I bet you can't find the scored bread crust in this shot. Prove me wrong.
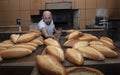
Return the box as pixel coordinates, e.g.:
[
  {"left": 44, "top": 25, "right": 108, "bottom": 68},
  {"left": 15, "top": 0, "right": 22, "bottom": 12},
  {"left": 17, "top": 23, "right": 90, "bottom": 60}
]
[
  {"left": 77, "top": 46, "right": 105, "bottom": 60},
  {"left": 63, "top": 39, "right": 79, "bottom": 47},
  {"left": 10, "top": 34, "right": 20, "bottom": 43},
  {"left": 0, "top": 48, "right": 32, "bottom": 59},
  {"left": 36, "top": 55, "right": 66, "bottom": 75},
  {"left": 72, "top": 41, "right": 89, "bottom": 49},
  {"left": 100, "top": 38, "right": 115, "bottom": 49},
  {"left": 66, "top": 67, "right": 104, "bottom": 75},
  {"left": 44, "top": 38, "right": 61, "bottom": 47},
  {"left": 45, "top": 46, "right": 64, "bottom": 62},
  {"left": 65, "top": 48, "right": 84, "bottom": 65},
  {"left": 12, "top": 44, "right": 36, "bottom": 51},
  {"left": 90, "top": 45, "right": 118, "bottom": 57},
  {"left": 67, "top": 31, "right": 83, "bottom": 40}
]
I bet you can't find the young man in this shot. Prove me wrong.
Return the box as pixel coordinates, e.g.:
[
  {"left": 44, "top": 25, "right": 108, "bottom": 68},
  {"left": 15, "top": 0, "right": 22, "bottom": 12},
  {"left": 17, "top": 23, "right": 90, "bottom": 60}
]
[{"left": 38, "top": 11, "right": 61, "bottom": 41}]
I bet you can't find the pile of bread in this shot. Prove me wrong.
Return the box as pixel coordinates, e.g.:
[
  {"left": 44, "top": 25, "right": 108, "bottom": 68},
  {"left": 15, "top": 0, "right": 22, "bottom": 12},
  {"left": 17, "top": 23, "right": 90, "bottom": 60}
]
[
  {"left": 0, "top": 30, "right": 44, "bottom": 62},
  {"left": 35, "top": 37, "right": 104, "bottom": 75},
  {"left": 64, "top": 30, "right": 118, "bottom": 61}
]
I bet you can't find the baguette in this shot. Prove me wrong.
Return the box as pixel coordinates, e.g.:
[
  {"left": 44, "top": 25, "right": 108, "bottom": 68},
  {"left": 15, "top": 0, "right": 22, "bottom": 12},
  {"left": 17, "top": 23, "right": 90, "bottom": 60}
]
[
  {"left": 63, "top": 39, "right": 79, "bottom": 47},
  {"left": 36, "top": 55, "right": 66, "bottom": 75},
  {"left": 67, "top": 31, "right": 83, "bottom": 40},
  {"left": 89, "top": 41, "right": 104, "bottom": 45},
  {"left": 100, "top": 38, "right": 115, "bottom": 49},
  {"left": 12, "top": 44, "right": 36, "bottom": 51},
  {"left": 0, "top": 47, "right": 7, "bottom": 51},
  {"left": 73, "top": 41, "right": 89, "bottom": 49},
  {"left": 90, "top": 45, "right": 118, "bottom": 57},
  {"left": 45, "top": 46, "right": 64, "bottom": 62},
  {"left": 2, "top": 40, "right": 13, "bottom": 44},
  {"left": 77, "top": 47, "right": 105, "bottom": 60},
  {"left": 79, "top": 35, "right": 99, "bottom": 41},
  {"left": 10, "top": 34, "right": 20, "bottom": 43},
  {"left": 25, "top": 42, "right": 38, "bottom": 47},
  {"left": 100, "top": 36, "right": 113, "bottom": 43},
  {"left": 66, "top": 67, "right": 104, "bottom": 75},
  {"left": 44, "top": 38, "right": 61, "bottom": 47},
  {"left": 31, "top": 38, "right": 44, "bottom": 46},
  {"left": 16, "top": 33, "right": 36, "bottom": 43},
  {"left": 65, "top": 48, "right": 84, "bottom": 65},
  {"left": 0, "top": 43, "right": 14, "bottom": 48},
  {"left": 0, "top": 48, "right": 32, "bottom": 59}
]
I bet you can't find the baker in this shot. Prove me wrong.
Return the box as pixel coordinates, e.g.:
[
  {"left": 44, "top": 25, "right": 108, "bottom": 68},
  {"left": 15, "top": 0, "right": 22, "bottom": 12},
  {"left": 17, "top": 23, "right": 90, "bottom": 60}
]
[{"left": 38, "top": 10, "right": 61, "bottom": 41}]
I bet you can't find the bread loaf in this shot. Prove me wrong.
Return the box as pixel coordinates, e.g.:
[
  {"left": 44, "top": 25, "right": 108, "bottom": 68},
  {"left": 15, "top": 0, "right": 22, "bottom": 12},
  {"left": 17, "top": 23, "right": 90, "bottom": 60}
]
[
  {"left": 89, "top": 41, "right": 104, "bottom": 45},
  {"left": 0, "top": 47, "right": 7, "bottom": 51},
  {"left": 65, "top": 48, "right": 84, "bottom": 65},
  {"left": 66, "top": 67, "right": 104, "bottom": 75},
  {"left": 16, "top": 33, "right": 36, "bottom": 43},
  {"left": 73, "top": 41, "right": 89, "bottom": 49},
  {"left": 77, "top": 47, "right": 105, "bottom": 60},
  {"left": 67, "top": 31, "right": 83, "bottom": 40},
  {"left": 36, "top": 55, "right": 66, "bottom": 75},
  {"left": 63, "top": 39, "right": 79, "bottom": 47},
  {"left": 2, "top": 40, "right": 13, "bottom": 44},
  {"left": 79, "top": 35, "right": 99, "bottom": 41},
  {"left": 45, "top": 46, "right": 64, "bottom": 62},
  {"left": 90, "top": 45, "right": 118, "bottom": 57},
  {"left": 100, "top": 36, "right": 113, "bottom": 43},
  {"left": 31, "top": 38, "right": 44, "bottom": 45},
  {"left": 0, "top": 48, "right": 32, "bottom": 59},
  {"left": 44, "top": 38, "right": 61, "bottom": 47},
  {"left": 10, "top": 34, "right": 20, "bottom": 43},
  {"left": 12, "top": 44, "right": 36, "bottom": 51},
  {"left": 25, "top": 42, "right": 38, "bottom": 47},
  {"left": 0, "top": 43, "right": 14, "bottom": 48},
  {"left": 100, "top": 38, "right": 115, "bottom": 49}
]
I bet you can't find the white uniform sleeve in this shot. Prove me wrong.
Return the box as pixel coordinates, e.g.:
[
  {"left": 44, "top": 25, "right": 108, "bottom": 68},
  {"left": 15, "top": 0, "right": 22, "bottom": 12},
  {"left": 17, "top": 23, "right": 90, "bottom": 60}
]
[{"left": 38, "top": 20, "right": 45, "bottom": 30}]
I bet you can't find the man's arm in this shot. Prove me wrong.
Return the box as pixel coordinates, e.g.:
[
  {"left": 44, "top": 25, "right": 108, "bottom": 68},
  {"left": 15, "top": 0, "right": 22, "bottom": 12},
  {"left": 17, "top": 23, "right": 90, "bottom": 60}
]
[{"left": 41, "top": 27, "right": 55, "bottom": 39}]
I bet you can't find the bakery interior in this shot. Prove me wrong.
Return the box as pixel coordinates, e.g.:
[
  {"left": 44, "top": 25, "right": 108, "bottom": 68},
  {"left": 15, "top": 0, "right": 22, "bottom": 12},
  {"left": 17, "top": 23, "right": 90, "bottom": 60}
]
[{"left": 0, "top": 0, "right": 120, "bottom": 75}]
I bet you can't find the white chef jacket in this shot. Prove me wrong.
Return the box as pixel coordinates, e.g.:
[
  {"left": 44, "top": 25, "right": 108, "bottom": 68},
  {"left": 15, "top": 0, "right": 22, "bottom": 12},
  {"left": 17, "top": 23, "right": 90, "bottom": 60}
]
[{"left": 38, "top": 19, "right": 55, "bottom": 35}]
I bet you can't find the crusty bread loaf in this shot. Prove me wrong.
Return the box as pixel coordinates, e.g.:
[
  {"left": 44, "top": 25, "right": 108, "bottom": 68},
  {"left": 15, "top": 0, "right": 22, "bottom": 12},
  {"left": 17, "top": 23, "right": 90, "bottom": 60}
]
[
  {"left": 67, "top": 31, "right": 83, "bottom": 40},
  {"left": 100, "top": 38, "right": 115, "bottom": 49},
  {"left": 16, "top": 33, "right": 36, "bottom": 43},
  {"left": 12, "top": 44, "right": 36, "bottom": 51},
  {"left": 2, "top": 40, "right": 13, "bottom": 44},
  {"left": 89, "top": 41, "right": 104, "bottom": 45},
  {"left": 65, "top": 48, "right": 84, "bottom": 65},
  {"left": 66, "top": 67, "right": 104, "bottom": 75},
  {"left": 77, "top": 47, "right": 105, "bottom": 60},
  {"left": 79, "top": 34, "right": 99, "bottom": 41},
  {"left": 0, "top": 48, "right": 32, "bottom": 59},
  {"left": 90, "top": 45, "right": 118, "bottom": 57},
  {"left": 63, "top": 39, "right": 79, "bottom": 47},
  {"left": 0, "top": 47, "right": 7, "bottom": 51},
  {"left": 27, "top": 30, "right": 42, "bottom": 35},
  {"left": 31, "top": 38, "right": 44, "bottom": 46},
  {"left": 73, "top": 41, "right": 89, "bottom": 49},
  {"left": 44, "top": 38, "right": 61, "bottom": 47},
  {"left": 0, "top": 43, "right": 14, "bottom": 48},
  {"left": 10, "top": 34, "right": 20, "bottom": 43},
  {"left": 100, "top": 36, "right": 113, "bottom": 43},
  {"left": 25, "top": 42, "right": 38, "bottom": 47},
  {"left": 45, "top": 46, "right": 64, "bottom": 62},
  {"left": 36, "top": 55, "right": 66, "bottom": 75}
]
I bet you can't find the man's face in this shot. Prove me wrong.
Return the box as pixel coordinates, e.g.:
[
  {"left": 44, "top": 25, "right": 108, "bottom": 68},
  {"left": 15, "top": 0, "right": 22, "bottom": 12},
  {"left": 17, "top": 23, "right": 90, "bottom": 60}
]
[{"left": 43, "top": 15, "right": 52, "bottom": 25}]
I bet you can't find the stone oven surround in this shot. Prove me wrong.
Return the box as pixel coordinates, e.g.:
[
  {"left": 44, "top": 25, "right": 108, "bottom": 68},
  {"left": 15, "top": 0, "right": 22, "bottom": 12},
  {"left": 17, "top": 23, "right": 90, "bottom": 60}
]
[{"left": 44, "top": 2, "right": 80, "bottom": 30}]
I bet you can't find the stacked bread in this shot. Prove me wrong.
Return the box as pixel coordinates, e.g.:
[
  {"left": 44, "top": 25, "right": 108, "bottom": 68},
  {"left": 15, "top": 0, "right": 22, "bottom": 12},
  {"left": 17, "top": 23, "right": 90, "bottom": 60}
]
[
  {"left": 35, "top": 34, "right": 105, "bottom": 75},
  {"left": 36, "top": 38, "right": 66, "bottom": 75},
  {"left": 0, "top": 30, "right": 44, "bottom": 62},
  {"left": 64, "top": 29, "right": 118, "bottom": 61}
]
